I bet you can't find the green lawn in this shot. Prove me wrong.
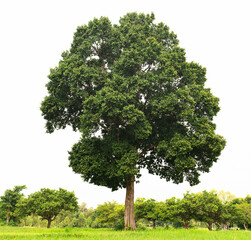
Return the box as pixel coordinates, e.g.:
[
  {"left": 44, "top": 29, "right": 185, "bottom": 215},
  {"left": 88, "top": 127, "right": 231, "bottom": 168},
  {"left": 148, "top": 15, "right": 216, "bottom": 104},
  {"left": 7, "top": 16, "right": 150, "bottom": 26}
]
[{"left": 0, "top": 227, "right": 250, "bottom": 240}]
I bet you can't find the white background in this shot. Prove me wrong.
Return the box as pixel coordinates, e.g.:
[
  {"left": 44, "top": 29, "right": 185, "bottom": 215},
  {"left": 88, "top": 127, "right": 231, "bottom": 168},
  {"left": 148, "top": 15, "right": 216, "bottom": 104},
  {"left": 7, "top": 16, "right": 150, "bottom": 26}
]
[{"left": 0, "top": 0, "right": 250, "bottom": 208}]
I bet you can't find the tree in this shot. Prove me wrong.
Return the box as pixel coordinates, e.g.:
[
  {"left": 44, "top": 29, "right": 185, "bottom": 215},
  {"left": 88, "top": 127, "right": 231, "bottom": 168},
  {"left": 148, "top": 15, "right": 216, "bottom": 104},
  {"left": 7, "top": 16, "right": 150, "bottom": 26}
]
[
  {"left": 158, "top": 197, "right": 176, "bottom": 224},
  {"left": 235, "top": 202, "right": 251, "bottom": 230},
  {"left": 245, "top": 195, "right": 251, "bottom": 204},
  {"left": 159, "top": 193, "right": 198, "bottom": 229},
  {"left": 219, "top": 202, "right": 237, "bottom": 230},
  {"left": 92, "top": 201, "right": 124, "bottom": 229},
  {"left": 25, "top": 188, "right": 78, "bottom": 228},
  {"left": 196, "top": 191, "right": 223, "bottom": 230},
  {"left": 41, "top": 12, "right": 226, "bottom": 230},
  {"left": 0, "top": 185, "right": 26, "bottom": 224},
  {"left": 175, "top": 192, "right": 199, "bottom": 229},
  {"left": 135, "top": 198, "right": 158, "bottom": 228},
  {"left": 79, "top": 202, "right": 88, "bottom": 214},
  {"left": 231, "top": 196, "right": 251, "bottom": 230}
]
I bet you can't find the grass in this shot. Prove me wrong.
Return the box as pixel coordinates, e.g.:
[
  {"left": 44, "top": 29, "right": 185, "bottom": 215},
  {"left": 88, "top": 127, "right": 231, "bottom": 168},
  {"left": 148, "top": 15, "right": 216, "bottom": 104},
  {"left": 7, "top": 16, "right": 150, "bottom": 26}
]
[{"left": 0, "top": 227, "right": 250, "bottom": 240}]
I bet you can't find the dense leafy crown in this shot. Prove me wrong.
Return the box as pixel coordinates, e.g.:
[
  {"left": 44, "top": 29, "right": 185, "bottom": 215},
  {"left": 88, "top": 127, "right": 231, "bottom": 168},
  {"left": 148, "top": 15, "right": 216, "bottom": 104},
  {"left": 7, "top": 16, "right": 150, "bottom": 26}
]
[
  {"left": 0, "top": 186, "right": 26, "bottom": 219},
  {"left": 41, "top": 13, "right": 226, "bottom": 191},
  {"left": 27, "top": 188, "right": 78, "bottom": 221}
]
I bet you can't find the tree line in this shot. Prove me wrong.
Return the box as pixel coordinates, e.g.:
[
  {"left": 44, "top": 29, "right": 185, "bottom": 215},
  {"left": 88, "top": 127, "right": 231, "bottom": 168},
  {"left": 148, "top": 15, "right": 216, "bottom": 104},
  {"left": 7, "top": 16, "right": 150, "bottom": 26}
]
[{"left": 0, "top": 186, "right": 250, "bottom": 230}]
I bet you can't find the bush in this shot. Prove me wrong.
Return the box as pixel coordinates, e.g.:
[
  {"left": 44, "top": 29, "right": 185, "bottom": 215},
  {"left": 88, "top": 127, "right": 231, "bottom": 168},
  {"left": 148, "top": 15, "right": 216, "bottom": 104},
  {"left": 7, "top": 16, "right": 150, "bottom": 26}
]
[{"left": 136, "top": 220, "right": 147, "bottom": 230}]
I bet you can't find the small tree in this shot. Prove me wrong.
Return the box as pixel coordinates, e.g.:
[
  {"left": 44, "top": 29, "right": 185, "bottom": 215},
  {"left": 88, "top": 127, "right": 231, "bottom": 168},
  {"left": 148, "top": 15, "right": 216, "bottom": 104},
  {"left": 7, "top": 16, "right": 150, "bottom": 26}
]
[
  {"left": 79, "top": 202, "right": 88, "bottom": 214},
  {"left": 26, "top": 188, "right": 78, "bottom": 228},
  {"left": 219, "top": 202, "right": 236, "bottom": 230},
  {"left": 158, "top": 197, "right": 176, "bottom": 223},
  {"left": 135, "top": 198, "right": 158, "bottom": 228},
  {"left": 82, "top": 207, "right": 95, "bottom": 227},
  {"left": 244, "top": 195, "right": 251, "bottom": 204},
  {"left": 175, "top": 192, "right": 199, "bottom": 229},
  {"left": 196, "top": 191, "right": 223, "bottom": 230},
  {"left": 93, "top": 201, "right": 124, "bottom": 229},
  {"left": 0, "top": 185, "right": 26, "bottom": 224},
  {"left": 41, "top": 12, "right": 226, "bottom": 229},
  {"left": 231, "top": 197, "right": 251, "bottom": 230},
  {"left": 160, "top": 194, "right": 198, "bottom": 229},
  {"left": 235, "top": 203, "right": 251, "bottom": 230}
]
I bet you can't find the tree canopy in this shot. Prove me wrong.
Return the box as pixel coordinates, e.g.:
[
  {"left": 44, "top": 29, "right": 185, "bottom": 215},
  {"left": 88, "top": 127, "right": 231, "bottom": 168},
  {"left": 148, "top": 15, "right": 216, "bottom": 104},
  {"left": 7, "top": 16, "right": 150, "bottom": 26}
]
[
  {"left": 196, "top": 191, "right": 223, "bottom": 230},
  {"left": 25, "top": 188, "right": 78, "bottom": 228},
  {"left": 41, "top": 12, "right": 226, "bottom": 229},
  {"left": 93, "top": 201, "right": 124, "bottom": 229},
  {"left": 135, "top": 198, "right": 159, "bottom": 228},
  {"left": 174, "top": 192, "right": 199, "bottom": 229},
  {"left": 0, "top": 185, "right": 26, "bottom": 224}
]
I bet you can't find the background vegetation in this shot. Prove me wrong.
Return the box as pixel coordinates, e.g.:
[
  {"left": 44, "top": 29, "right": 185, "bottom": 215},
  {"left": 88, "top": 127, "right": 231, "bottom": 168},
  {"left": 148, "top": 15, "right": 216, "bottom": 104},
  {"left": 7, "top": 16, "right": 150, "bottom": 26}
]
[{"left": 0, "top": 186, "right": 250, "bottom": 231}]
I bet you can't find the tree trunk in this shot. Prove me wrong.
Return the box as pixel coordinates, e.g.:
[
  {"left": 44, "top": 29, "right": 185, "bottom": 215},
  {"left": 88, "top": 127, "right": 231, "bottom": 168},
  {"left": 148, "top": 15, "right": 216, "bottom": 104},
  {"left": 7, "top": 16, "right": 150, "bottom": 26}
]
[
  {"left": 243, "top": 223, "right": 247, "bottom": 231},
  {"left": 208, "top": 222, "right": 213, "bottom": 231},
  {"left": 47, "top": 218, "right": 52, "bottom": 228},
  {"left": 6, "top": 213, "right": 11, "bottom": 223},
  {"left": 124, "top": 176, "right": 136, "bottom": 230},
  {"left": 152, "top": 219, "right": 156, "bottom": 229},
  {"left": 184, "top": 221, "right": 189, "bottom": 229}
]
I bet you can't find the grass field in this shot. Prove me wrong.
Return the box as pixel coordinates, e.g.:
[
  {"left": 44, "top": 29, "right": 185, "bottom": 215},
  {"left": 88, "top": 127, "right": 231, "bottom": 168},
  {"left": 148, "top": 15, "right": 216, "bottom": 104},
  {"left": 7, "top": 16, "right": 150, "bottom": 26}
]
[{"left": 0, "top": 227, "right": 250, "bottom": 240}]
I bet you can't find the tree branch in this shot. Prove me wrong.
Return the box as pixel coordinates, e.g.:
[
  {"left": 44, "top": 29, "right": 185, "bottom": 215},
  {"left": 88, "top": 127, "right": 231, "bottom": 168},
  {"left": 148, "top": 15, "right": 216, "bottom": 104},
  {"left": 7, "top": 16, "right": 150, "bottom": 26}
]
[
  {"left": 142, "top": 88, "right": 150, "bottom": 113},
  {"left": 98, "top": 122, "right": 110, "bottom": 132},
  {"left": 139, "top": 144, "right": 157, "bottom": 158},
  {"left": 142, "top": 65, "right": 151, "bottom": 73}
]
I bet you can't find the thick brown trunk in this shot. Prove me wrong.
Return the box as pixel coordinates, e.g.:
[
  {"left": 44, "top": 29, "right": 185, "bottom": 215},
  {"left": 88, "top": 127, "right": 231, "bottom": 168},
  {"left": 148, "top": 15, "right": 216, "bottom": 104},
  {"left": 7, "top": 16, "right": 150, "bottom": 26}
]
[
  {"left": 124, "top": 176, "right": 136, "bottom": 230},
  {"left": 47, "top": 219, "right": 52, "bottom": 228}
]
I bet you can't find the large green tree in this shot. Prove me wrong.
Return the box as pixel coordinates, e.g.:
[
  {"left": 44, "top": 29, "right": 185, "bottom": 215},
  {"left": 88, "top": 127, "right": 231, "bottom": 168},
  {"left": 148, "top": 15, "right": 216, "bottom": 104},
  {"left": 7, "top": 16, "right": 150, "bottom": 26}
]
[
  {"left": 25, "top": 188, "right": 78, "bottom": 228},
  {"left": 0, "top": 185, "right": 26, "bottom": 224},
  {"left": 41, "top": 12, "right": 226, "bottom": 229}
]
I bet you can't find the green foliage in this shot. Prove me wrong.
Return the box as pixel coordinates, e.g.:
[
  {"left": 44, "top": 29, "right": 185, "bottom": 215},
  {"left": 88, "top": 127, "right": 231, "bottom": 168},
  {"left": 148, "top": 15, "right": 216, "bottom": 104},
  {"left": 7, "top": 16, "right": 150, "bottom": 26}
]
[
  {"left": 196, "top": 191, "right": 223, "bottom": 230},
  {"left": 25, "top": 188, "right": 78, "bottom": 228},
  {"left": 220, "top": 202, "right": 236, "bottom": 227},
  {"left": 158, "top": 197, "right": 176, "bottom": 222},
  {"left": 235, "top": 203, "right": 251, "bottom": 230},
  {"left": 0, "top": 185, "right": 26, "bottom": 224},
  {"left": 135, "top": 219, "right": 148, "bottom": 230},
  {"left": 19, "top": 214, "right": 47, "bottom": 227},
  {"left": 92, "top": 201, "right": 124, "bottom": 229},
  {"left": 174, "top": 192, "right": 199, "bottom": 229},
  {"left": 19, "top": 210, "right": 87, "bottom": 228},
  {"left": 41, "top": 12, "right": 225, "bottom": 192},
  {"left": 244, "top": 195, "right": 251, "bottom": 204},
  {"left": 0, "top": 184, "right": 250, "bottom": 231},
  {"left": 159, "top": 193, "right": 199, "bottom": 229},
  {"left": 231, "top": 196, "right": 251, "bottom": 230},
  {"left": 135, "top": 198, "right": 159, "bottom": 228}
]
